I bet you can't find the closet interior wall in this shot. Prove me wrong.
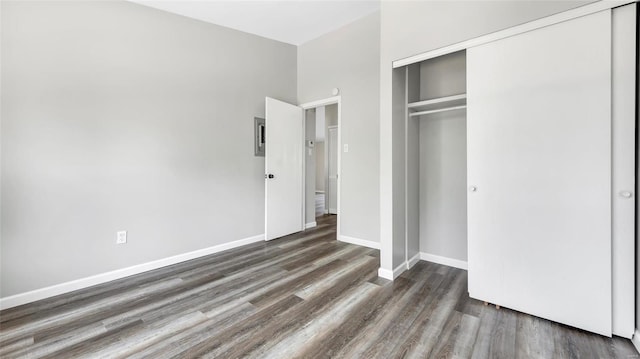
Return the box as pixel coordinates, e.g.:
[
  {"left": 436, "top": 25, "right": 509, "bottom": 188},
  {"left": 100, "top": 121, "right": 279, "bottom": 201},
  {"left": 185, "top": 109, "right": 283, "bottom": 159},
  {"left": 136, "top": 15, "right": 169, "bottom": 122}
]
[{"left": 405, "top": 51, "right": 468, "bottom": 267}]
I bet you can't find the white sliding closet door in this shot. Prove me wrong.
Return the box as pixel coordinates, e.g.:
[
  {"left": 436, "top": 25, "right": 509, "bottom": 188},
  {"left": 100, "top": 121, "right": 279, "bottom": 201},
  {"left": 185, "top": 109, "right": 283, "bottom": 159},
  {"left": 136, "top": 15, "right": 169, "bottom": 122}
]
[
  {"left": 467, "top": 11, "right": 612, "bottom": 336},
  {"left": 611, "top": 4, "right": 636, "bottom": 338}
]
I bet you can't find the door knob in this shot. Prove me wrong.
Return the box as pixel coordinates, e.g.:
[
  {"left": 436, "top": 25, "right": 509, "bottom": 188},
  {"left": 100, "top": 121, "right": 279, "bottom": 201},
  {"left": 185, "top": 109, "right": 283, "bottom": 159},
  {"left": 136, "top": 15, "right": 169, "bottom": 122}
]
[
  {"left": 265, "top": 174, "right": 275, "bottom": 179},
  {"left": 618, "top": 191, "right": 632, "bottom": 198},
  {"left": 469, "top": 186, "right": 477, "bottom": 192}
]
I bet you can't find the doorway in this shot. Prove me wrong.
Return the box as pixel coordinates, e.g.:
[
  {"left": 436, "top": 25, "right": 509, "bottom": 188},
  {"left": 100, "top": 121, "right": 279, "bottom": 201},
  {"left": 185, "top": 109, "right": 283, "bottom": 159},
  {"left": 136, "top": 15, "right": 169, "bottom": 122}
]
[
  {"left": 301, "top": 97, "right": 341, "bottom": 237},
  {"left": 310, "top": 105, "right": 338, "bottom": 219},
  {"left": 264, "top": 95, "right": 340, "bottom": 241}
]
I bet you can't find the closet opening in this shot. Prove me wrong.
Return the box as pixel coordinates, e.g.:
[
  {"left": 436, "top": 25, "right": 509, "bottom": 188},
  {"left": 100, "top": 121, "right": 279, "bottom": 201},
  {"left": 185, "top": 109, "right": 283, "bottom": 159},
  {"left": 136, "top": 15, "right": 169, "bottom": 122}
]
[{"left": 403, "top": 50, "right": 468, "bottom": 270}]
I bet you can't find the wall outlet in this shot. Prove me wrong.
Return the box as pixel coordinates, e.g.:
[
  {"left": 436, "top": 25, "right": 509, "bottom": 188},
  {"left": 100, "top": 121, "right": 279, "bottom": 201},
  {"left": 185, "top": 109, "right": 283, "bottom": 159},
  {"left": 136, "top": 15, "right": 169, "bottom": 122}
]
[{"left": 116, "top": 231, "right": 127, "bottom": 244}]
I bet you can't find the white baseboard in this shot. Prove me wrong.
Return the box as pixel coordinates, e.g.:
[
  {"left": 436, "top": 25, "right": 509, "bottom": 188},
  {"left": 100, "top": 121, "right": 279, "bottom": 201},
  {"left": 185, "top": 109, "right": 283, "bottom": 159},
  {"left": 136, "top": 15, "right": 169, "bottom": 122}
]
[
  {"left": 378, "top": 267, "right": 394, "bottom": 280},
  {"left": 338, "top": 235, "right": 380, "bottom": 250},
  {"left": 377, "top": 261, "right": 407, "bottom": 281},
  {"left": 419, "top": 252, "right": 468, "bottom": 270},
  {"left": 305, "top": 221, "right": 317, "bottom": 229},
  {"left": 632, "top": 329, "right": 640, "bottom": 354},
  {"left": 378, "top": 253, "right": 438, "bottom": 281},
  {"left": 407, "top": 253, "right": 420, "bottom": 270},
  {"left": 393, "top": 262, "right": 407, "bottom": 278},
  {"left": 0, "top": 233, "right": 265, "bottom": 310}
]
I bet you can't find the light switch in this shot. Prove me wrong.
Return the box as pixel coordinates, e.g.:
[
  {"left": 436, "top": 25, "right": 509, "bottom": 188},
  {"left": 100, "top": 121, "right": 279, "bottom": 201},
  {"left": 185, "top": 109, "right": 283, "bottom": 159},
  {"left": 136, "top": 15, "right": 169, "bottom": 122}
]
[
  {"left": 116, "top": 231, "right": 127, "bottom": 244},
  {"left": 343, "top": 144, "right": 349, "bottom": 153}
]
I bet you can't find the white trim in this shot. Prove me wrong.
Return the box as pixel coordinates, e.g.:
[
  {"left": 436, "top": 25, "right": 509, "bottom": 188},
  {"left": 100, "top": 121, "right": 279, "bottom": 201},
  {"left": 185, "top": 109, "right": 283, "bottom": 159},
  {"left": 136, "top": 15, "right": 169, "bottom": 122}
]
[
  {"left": 0, "top": 234, "right": 265, "bottom": 310},
  {"left": 339, "top": 235, "right": 380, "bottom": 250},
  {"left": 632, "top": 329, "right": 640, "bottom": 354},
  {"left": 376, "top": 261, "right": 407, "bottom": 281},
  {"left": 393, "top": 262, "right": 407, "bottom": 278},
  {"left": 378, "top": 267, "right": 394, "bottom": 280},
  {"left": 392, "top": 0, "right": 633, "bottom": 68},
  {"left": 407, "top": 253, "right": 420, "bottom": 270},
  {"left": 299, "top": 95, "right": 340, "bottom": 109},
  {"left": 404, "top": 66, "right": 410, "bottom": 276},
  {"left": 336, "top": 103, "right": 341, "bottom": 241},
  {"left": 301, "top": 104, "right": 306, "bottom": 232},
  {"left": 419, "top": 252, "right": 468, "bottom": 270},
  {"left": 305, "top": 221, "right": 317, "bottom": 229}
]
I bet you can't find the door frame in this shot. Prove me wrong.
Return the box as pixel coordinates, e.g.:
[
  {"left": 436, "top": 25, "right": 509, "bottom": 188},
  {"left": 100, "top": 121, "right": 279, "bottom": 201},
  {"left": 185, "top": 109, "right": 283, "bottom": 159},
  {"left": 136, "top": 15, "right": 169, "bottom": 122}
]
[
  {"left": 300, "top": 96, "right": 341, "bottom": 239},
  {"left": 327, "top": 125, "right": 338, "bottom": 214}
]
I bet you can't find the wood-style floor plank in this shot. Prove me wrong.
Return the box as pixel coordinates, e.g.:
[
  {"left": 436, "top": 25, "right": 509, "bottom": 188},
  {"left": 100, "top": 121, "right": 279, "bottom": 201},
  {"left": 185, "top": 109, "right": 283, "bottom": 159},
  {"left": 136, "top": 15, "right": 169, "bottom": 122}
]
[{"left": 0, "top": 214, "right": 637, "bottom": 358}]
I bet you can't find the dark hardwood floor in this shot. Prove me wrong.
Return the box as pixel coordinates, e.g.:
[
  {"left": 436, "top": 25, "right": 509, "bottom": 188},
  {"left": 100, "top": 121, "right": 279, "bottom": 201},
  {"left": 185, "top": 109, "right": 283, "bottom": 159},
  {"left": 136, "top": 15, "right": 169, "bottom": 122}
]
[{"left": 0, "top": 215, "right": 637, "bottom": 358}]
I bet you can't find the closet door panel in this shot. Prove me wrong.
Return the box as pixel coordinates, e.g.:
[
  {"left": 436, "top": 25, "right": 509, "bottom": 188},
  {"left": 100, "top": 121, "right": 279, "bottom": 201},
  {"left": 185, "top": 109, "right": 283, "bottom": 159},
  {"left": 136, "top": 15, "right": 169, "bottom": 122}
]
[
  {"left": 467, "top": 11, "right": 612, "bottom": 336},
  {"left": 611, "top": 3, "right": 636, "bottom": 338}
]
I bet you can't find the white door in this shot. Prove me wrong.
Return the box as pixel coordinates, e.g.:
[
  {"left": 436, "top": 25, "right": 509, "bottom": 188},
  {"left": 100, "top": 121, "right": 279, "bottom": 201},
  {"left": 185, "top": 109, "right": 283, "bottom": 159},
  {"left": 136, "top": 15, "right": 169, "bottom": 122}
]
[
  {"left": 611, "top": 4, "right": 636, "bottom": 338},
  {"left": 327, "top": 126, "right": 338, "bottom": 214},
  {"left": 265, "top": 97, "right": 303, "bottom": 240},
  {"left": 467, "top": 11, "right": 612, "bottom": 336}
]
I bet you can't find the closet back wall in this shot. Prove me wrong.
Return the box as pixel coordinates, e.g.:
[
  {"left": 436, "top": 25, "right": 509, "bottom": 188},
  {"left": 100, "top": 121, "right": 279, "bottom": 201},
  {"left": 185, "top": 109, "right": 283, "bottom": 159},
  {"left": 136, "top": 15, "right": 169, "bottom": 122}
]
[
  {"left": 1, "top": 1, "right": 297, "bottom": 298},
  {"left": 418, "top": 52, "right": 467, "bottom": 263},
  {"left": 419, "top": 113, "right": 467, "bottom": 261}
]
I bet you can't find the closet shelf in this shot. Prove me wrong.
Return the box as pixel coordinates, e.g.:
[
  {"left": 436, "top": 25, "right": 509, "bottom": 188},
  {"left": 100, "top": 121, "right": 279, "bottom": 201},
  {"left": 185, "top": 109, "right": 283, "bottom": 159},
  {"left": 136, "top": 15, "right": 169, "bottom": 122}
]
[{"left": 408, "top": 94, "right": 467, "bottom": 118}]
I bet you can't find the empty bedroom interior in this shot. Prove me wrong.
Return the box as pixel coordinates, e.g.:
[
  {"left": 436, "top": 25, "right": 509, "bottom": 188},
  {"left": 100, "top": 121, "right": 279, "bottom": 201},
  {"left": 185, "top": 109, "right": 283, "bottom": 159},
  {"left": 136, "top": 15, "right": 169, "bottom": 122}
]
[{"left": 1, "top": 0, "right": 639, "bottom": 358}]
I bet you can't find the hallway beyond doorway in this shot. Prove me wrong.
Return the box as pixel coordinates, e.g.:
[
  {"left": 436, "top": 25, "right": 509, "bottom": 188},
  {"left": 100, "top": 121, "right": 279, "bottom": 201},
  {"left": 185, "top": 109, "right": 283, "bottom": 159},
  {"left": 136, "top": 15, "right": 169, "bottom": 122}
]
[{"left": 315, "top": 192, "right": 325, "bottom": 218}]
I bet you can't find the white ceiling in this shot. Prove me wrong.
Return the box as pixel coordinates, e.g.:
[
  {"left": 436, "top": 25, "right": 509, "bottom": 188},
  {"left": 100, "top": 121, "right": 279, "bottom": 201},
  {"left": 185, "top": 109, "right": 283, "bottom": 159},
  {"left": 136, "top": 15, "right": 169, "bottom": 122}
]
[{"left": 130, "top": 0, "right": 380, "bottom": 46}]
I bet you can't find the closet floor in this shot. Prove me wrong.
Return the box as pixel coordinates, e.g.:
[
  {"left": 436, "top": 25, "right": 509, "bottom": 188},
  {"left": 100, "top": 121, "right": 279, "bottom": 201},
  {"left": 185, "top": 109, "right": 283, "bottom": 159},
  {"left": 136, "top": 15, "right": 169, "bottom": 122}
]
[{"left": 0, "top": 215, "right": 637, "bottom": 358}]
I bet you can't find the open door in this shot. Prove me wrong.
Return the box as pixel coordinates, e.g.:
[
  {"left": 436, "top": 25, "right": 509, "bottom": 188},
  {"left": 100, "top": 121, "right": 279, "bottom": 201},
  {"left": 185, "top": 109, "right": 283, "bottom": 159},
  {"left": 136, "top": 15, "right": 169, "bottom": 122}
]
[{"left": 265, "top": 97, "right": 304, "bottom": 240}]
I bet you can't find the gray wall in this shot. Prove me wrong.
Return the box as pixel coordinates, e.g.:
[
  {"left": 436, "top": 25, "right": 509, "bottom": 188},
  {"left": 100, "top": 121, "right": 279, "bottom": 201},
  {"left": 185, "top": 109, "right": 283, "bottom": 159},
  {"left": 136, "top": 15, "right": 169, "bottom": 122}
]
[
  {"left": 379, "top": 0, "right": 592, "bottom": 272},
  {"left": 298, "top": 12, "right": 380, "bottom": 244},
  {"left": 1, "top": 0, "right": 296, "bottom": 297},
  {"left": 419, "top": 51, "right": 466, "bottom": 100}
]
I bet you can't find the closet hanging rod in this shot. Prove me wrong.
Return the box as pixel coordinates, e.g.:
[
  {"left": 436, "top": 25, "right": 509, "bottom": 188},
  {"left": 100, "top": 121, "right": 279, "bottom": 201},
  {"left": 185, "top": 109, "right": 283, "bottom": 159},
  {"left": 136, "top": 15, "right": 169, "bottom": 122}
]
[{"left": 410, "top": 105, "right": 467, "bottom": 118}]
